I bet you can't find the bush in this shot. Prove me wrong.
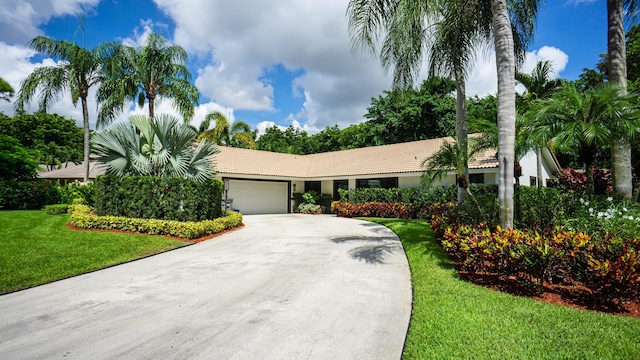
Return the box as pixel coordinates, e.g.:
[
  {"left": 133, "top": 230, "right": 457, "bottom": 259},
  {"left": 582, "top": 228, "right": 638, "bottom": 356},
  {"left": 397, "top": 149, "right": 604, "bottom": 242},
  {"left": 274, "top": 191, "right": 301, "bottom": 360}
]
[
  {"left": 94, "top": 175, "right": 223, "bottom": 222},
  {"left": 69, "top": 203, "right": 242, "bottom": 240},
  {"left": 338, "top": 186, "right": 456, "bottom": 205},
  {"left": 57, "top": 181, "right": 96, "bottom": 206},
  {"left": 331, "top": 202, "right": 419, "bottom": 219},
  {"left": 44, "top": 204, "right": 70, "bottom": 215},
  {"left": 298, "top": 203, "right": 321, "bottom": 214},
  {"left": 0, "top": 180, "right": 61, "bottom": 210},
  {"left": 555, "top": 168, "right": 612, "bottom": 195}
]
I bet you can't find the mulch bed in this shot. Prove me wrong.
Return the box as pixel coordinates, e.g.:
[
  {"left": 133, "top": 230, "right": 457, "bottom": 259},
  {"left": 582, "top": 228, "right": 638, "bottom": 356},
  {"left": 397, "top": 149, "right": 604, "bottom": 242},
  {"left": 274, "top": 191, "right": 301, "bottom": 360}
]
[
  {"left": 66, "top": 222, "right": 245, "bottom": 244},
  {"left": 454, "top": 263, "right": 640, "bottom": 319}
]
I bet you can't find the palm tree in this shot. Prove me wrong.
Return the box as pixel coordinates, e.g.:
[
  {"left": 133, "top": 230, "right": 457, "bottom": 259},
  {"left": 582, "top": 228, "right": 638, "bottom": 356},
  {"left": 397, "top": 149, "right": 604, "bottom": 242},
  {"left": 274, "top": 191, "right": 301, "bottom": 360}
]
[
  {"left": 15, "top": 36, "right": 115, "bottom": 182},
  {"left": 97, "top": 32, "right": 199, "bottom": 126},
  {"left": 421, "top": 138, "right": 483, "bottom": 212},
  {"left": 197, "top": 111, "right": 256, "bottom": 149},
  {"left": 516, "top": 60, "right": 563, "bottom": 188},
  {"left": 347, "top": 0, "right": 541, "bottom": 228},
  {"left": 608, "top": 0, "right": 638, "bottom": 198},
  {"left": 534, "top": 83, "right": 640, "bottom": 196},
  {"left": 92, "top": 114, "right": 218, "bottom": 182},
  {"left": 0, "top": 77, "right": 14, "bottom": 101}
]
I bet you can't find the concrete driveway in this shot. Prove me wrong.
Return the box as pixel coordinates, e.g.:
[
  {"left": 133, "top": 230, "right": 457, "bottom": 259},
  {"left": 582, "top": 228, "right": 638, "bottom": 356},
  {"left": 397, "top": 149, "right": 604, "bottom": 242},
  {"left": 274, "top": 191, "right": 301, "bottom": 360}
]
[{"left": 0, "top": 214, "right": 412, "bottom": 360}]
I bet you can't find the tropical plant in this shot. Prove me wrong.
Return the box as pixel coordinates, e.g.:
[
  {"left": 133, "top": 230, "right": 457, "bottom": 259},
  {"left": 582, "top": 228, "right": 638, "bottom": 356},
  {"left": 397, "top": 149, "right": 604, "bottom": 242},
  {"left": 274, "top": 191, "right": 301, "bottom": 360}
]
[
  {"left": 607, "top": 0, "right": 639, "bottom": 198},
  {"left": 516, "top": 60, "right": 563, "bottom": 187},
  {"left": 0, "top": 135, "right": 39, "bottom": 180},
  {"left": 346, "top": 0, "right": 542, "bottom": 228},
  {"left": 421, "top": 138, "right": 484, "bottom": 212},
  {"left": 92, "top": 114, "right": 218, "bottom": 182},
  {"left": 97, "top": 32, "right": 199, "bottom": 126},
  {"left": 533, "top": 83, "right": 640, "bottom": 196},
  {"left": 197, "top": 111, "right": 256, "bottom": 149},
  {"left": 15, "top": 36, "right": 115, "bottom": 182},
  {"left": 0, "top": 76, "right": 14, "bottom": 102}
]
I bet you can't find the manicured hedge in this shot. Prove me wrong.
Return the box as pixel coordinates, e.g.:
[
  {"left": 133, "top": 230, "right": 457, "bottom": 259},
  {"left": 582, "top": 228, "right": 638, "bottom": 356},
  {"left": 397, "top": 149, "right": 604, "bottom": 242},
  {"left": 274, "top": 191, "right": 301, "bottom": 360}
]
[
  {"left": 69, "top": 203, "right": 242, "bottom": 240},
  {"left": 95, "top": 175, "right": 223, "bottom": 222},
  {"left": 0, "top": 180, "right": 61, "bottom": 210}
]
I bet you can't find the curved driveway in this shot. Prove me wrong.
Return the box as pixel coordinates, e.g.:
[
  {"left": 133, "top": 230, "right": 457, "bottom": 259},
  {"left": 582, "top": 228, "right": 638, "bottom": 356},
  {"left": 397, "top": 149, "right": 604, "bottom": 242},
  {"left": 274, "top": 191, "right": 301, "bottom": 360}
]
[{"left": 0, "top": 214, "right": 412, "bottom": 360}]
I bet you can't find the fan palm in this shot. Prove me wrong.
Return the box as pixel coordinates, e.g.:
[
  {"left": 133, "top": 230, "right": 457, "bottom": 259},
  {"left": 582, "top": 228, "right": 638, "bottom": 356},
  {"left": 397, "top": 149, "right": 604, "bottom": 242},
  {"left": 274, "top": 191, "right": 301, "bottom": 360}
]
[
  {"left": 15, "top": 36, "right": 116, "bottom": 182},
  {"left": 92, "top": 114, "right": 218, "bottom": 182},
  {"left": 347, "top": 0, "right": 542, "bottom": 228},
  {"left": 608, "top": 0, "right": 639, "bottom": 198},
  {"left": 97, "top": 32, "right": 199, "bottom": 126},
  {"left": 534, "top": 83, "right": 640, "bottom": 196},
  {"left": 516, "top": 60, "right": 563, "bottom": 187},
  {"left": 197, "top": 111, "right": 256, "bottom": 149}
]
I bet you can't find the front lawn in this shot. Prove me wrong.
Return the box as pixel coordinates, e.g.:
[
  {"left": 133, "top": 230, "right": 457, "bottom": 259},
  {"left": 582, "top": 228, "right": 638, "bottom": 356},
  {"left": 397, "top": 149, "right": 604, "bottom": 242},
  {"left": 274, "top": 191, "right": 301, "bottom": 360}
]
[
  {"left": 0, "top": 210, "right": 186, "bottom": 294},
  {"left": 368, "top": 218, "right": 640, "bottom": 360}
]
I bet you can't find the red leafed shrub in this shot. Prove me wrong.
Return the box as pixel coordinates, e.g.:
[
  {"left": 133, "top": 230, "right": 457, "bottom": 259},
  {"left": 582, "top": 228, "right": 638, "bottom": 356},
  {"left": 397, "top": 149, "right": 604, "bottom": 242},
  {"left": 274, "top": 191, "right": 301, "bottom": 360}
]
[
  {"left": 557, "top": 168, "right": 612, "bottom": 194},
  {"left": 331, "top": 201, "right": 418, "bottom": 219}
]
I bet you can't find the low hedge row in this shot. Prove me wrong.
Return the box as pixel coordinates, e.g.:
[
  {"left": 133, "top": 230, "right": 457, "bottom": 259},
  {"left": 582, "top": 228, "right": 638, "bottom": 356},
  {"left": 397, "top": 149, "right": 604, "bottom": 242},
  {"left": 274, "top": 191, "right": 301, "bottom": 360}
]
[
  {"left": 44, "top": 204, "right": 70, "bottom": 215},
  {"left": 331, "top": 201, "right": 455, "bottom": 220},
  {"left": 69, "top": 204, "right": 243, "bottom": 240},
  {"left": 0, "top": 180, "right": 61, "bottom": 210}
]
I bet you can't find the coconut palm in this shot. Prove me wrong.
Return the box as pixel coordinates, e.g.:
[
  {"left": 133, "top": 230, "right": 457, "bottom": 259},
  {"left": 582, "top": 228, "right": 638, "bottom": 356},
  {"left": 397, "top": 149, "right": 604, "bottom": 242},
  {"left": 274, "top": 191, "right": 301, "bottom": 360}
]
[
  {"left": 97, "top": 32, "right": 199, "bottom": 126},
  {"left": 0, "top": 77, "right": 14, "bottom": 102},
  {"left": 516, "top": 60, "right": 563, "bottom": 188},
  {"left": 534, "top": 83, "right": 640, "bottom": 196},
  {"left": 15, "top": 36, "right": 116, "bottom": 182},
  {"left": 92, "top": 114, "right": 218, "bottom": 182},
  {"left": 608, "top": 0, "right": 639, "bottom": 198},
  {"left": 347, "top": 0, "right": 542, "bottom": 228},
  {"left": 197, "top": 111, "right": 256, "bottom": 149}
]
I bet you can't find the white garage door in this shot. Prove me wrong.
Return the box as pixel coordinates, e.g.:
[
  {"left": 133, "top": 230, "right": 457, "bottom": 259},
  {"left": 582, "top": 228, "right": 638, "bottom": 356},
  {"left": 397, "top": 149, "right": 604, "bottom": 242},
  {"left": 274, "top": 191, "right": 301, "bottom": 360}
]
[{"left": 226, "top": 180, "right": 288, "bottom": 215}]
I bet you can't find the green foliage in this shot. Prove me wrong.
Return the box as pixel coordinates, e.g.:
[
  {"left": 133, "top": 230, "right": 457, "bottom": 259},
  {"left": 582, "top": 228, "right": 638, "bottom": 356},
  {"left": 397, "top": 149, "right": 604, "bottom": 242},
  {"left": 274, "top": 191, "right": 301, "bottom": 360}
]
[
  {"left": 564, "top": 195, "right": 640, "bottom": 241},
  {"left": 297, "top": 203, "right": 321, "bottom": 214},
  {"left": 92, "top": 114, "right": 219, "bottom": 181},
  {"left": 97, "top": 32, "right": 199, "bottom": 124},
  {"left": 363, "top": 78, "right": 456, "bottom": 144},
  {"left": 302, "top": 191, "right": 317, "bottom": 204},
  {"left": 44, "top": 204, "right": 70, "bottom": 215},
  {"left": 94, "top": 175, "right": 223, "bottom": 222},
  {"left": 56, "top": 180, "right": 96, "bottom": 205},
  {"left": 338, "top": 186, "right": 456, "bottom": 205},
  {"left": 0, "top": 76, "right": 14, "bottom": 101},
  {"left": 70, "top": 203, "right": 242, "bottom": 240},
  {"left": 255, "top": 125, "right": 310, "bottom": 154},
  {"left": 332, "top": 202, "right": 419, "bottom": 219},
  {"left": 0, "top": 135, "right": 39, "bottom": 180},
  {"left": 0, "top": 180, "right": 61, "bottom": 210},
  {"left": 197, "top": 111, "right": 256, "bottom": 149}
]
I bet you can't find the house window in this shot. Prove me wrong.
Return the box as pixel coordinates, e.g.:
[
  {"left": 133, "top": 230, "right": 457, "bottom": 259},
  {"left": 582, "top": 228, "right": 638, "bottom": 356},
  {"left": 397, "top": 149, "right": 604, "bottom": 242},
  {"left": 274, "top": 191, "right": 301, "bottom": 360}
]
[
  {"left": 356, "top": 177, "right": 398, "bottom": 189},
  {"left": 333, "top": 180, "right": 349, "bottom": 200},
  {"left": 304, "top": 181, "right": 322, "bottom": 194},
  {"left": 530, "top": 176, "right": 537, "bottom": 187},
  {"left": 469, "top": 173, "right": 484, "bottom": 185}
]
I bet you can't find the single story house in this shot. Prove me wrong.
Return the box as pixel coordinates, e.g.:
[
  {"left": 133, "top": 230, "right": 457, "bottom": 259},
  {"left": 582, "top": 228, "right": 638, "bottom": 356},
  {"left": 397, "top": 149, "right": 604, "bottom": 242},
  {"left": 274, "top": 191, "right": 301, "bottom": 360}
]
[{"left": 39, "top": 136, "right": 561, "bottom": 214}]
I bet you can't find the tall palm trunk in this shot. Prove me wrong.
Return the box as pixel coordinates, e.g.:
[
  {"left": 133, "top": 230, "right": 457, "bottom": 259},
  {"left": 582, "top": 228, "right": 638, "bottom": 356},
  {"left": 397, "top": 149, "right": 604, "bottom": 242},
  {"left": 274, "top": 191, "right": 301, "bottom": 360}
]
[
  {"left": 491, "top": 0, "right": 516, "bottom": 229},
  {"left": 81, "top": 95, "right": 90, "bottom": 183},
  {"left": 608, "top": 0, "right": 633, "bottom": 198},
  {"left": 536, "top": 146, "right": 543, "bottom": 188},
  {"left": 455, "top": 71, "right": 469, "bottom": 204}
]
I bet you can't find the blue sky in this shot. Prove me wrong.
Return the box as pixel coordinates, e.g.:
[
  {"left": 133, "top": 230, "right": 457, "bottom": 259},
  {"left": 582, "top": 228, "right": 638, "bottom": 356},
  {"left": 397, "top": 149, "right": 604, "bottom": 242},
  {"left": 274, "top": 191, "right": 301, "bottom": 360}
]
[{"left": 0, "top": 0, "right": 618, "bottom": 134}]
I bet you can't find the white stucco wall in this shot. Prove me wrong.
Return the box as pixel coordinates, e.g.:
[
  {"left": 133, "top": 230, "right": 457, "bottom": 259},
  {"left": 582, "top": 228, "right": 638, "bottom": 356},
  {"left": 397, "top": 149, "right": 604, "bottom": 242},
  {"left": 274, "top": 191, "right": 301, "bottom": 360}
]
[{"left": 517, "top": 149, "right": 554, "bottom": 186}]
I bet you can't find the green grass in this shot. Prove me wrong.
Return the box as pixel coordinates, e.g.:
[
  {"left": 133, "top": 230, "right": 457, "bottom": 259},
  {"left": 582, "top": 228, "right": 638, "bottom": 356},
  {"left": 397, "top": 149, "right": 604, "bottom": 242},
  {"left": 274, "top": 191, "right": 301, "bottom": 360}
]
[
  {"left": 366, "top": 218, "right": 640, "bottom": 360},
  {"left": 0, "top": 210, "right": 187, "bottom": 294}
]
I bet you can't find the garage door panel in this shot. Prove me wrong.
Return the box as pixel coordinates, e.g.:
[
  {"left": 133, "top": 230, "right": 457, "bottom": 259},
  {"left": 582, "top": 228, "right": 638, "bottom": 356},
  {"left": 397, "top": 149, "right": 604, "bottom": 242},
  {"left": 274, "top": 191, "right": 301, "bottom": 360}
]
[{"left": 227, "top": 180, "right": 288, "bottom": 215}]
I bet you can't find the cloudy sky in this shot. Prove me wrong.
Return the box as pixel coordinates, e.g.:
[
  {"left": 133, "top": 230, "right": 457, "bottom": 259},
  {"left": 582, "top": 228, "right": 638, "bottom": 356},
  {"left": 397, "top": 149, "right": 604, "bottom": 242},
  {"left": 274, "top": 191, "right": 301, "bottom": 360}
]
[{"left": 0, "top": 0, "right": 611, "bottom": 134}]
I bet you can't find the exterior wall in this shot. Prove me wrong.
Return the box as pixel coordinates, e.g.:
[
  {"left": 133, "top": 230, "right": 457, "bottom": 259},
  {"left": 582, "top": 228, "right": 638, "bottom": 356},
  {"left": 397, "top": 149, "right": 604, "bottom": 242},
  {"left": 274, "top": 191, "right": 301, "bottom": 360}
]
[
  {"left": 321, "top": 180, "right": 333, "bottom": 195},
  {"left": 517, "top": 150, "right": 553, "bottom": 187},
  {"left": 398, "top": 176, "right": 421, "bottom": 188}
]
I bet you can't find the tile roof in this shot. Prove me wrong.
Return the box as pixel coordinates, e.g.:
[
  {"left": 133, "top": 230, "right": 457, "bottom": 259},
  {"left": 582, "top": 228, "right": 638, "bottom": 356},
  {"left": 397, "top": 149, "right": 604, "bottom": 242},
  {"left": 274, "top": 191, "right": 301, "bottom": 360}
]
[
  {"left": 39, "top": 136, "right": 499, "bottom": 180},
  {"left": 216, "top": 136, "right": 498, "bottom": 178}
]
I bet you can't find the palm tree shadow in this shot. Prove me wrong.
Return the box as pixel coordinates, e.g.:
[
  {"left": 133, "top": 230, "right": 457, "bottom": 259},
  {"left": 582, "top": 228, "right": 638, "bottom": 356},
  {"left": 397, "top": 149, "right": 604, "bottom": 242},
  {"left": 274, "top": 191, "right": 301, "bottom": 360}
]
[{"left": 348, "top": 243, "right": 403, "bottom": 265}]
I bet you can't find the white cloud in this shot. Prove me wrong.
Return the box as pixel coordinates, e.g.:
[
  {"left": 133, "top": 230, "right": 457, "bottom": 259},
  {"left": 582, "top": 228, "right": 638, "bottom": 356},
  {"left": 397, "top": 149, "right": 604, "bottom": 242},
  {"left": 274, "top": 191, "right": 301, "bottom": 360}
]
[{"left": 0, "top": 0, "right": 100, "bottom": 45}]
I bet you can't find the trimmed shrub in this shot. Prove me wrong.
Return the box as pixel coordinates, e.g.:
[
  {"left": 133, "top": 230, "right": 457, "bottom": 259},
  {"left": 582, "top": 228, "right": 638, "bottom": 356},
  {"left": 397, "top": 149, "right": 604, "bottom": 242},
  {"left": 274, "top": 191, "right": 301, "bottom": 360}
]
[
  {"left": 94, "top": 175, "right": 223, "bottom": 221},
  {"left": 331, "top": 202, "right": 419, "bottom": 219},
  {"left": 338, "top": 186, "right": 456, "bottom": 205},
  {"left": 69, "top": 203, "right": 242, "bottom": 240},
  {"left": 0, "top": 180, "right": 61, "bottom": 210},
  {"left": 44, "top": 204, "right": 70, "bottom": 215}
]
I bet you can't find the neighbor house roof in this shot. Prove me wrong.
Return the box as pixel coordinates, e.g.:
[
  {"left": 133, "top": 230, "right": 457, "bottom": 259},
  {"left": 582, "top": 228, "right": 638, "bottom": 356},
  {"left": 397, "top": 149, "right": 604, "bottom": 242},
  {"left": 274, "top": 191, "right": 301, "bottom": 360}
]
[
  {"left": 38, "top": 162, "right": 108, "bottom": 181},
  {"left": 216, "top": 136, "right": 498, "bottom": 179},
  {"left": 39, "top": 136, "right": 500, "bottom": 180}
]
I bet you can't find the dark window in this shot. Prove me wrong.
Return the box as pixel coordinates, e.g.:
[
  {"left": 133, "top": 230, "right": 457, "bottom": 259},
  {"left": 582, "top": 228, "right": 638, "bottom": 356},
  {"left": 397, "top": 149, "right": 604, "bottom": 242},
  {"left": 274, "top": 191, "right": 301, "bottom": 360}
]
[
  {"left": 333, "top": 180, "right": 349, "bottom": 200},
  {"left": 469, "top": 173, "right": 484, "bottom": 185},
  {"left": 304, "top": 181, "right": 321, "bottom": 194},
  {"left": 356, "top": 177, "right": 398, "bottom": 189},
  {"left": 530, "top": 176, "right": 537, "bottom": 187}
]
